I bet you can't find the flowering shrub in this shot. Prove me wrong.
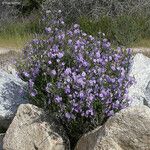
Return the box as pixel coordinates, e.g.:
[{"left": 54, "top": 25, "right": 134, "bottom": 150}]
[{"left": 17, "top": 11, "right": 134, "bottom": 147}]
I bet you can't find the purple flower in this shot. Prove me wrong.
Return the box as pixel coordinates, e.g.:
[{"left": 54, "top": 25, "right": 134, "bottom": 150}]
[
  {"left": 107, "top": 110, "right": 114, "bottom": 117},
  {"left": 68, "top": 39, "right": 72, "bottom": 45},
  {"left": 64, "top": 68, "right": 71, "bottom": 75},
  {"left": 45, "top": 27, "right": 52, "bottom": 33},
  {"left": 82, "top": 33, "right": 87, "bottom": 36},
  {"left": 102, "top": 41, "right": 111, "bottom": 49},
  {"left": 103, "top": 38, "right": 107, "bottom": 42},
  {"left": 51, "top": 70, "right": 56, "bottom": 76},
  {"left": 74, "top": 24, "right": 79, "bottom": 28},
  {"left": 57, "top": 82, "right": 62, "bottom": 88},
  {"left": 126, "top": 48, "right": 132, "bottom": 54},
  {"left": 111, "top": 66, "right": 115, "bottom": 71},
  {"left": 96, "top": 51, "right": 101, "bottom": 58},
  {"left": 48, "top": 60, "right": 52, "bottom": 64},
  {"left": 65, "top": 86, "right": 71, "bottom": 94},
  {"left": 89, "top": 35, "right": 94, "bottom": 41},
  {"left": 53, "top": 45, "right": 59, "bottom": 52},
  {"left": 58, "top": 33, "right": 65, "bottom": 40},
  {"left": 67, "top": 31, "right": 73, "bottom": 36},
  {"left": 112, "top": 100, "right": 120, "bottom": 109},
  {"left": 29, "top": 79, "right": 34, "bottom": 88},
  {"left": 79, "top": 91, "right": 84, "bottom": 98},
  {"left": 81, "top": 72, "right": 86, "bottom": 77},
  {"left": 18, "top": 12, "right": 134, "bottom": 131},
  {"left": 57, "top": 52, "right": 64, "bottom": 58},
  {"left": 32, "top": 39, "right": 39, "bottom": 44},
  {"left": 76, "top": 77, "right": 85, "bottom": 85},
  {"left": 65, "top": 112, "right": 71, "bottom": 119},
  {"left": 86, "top": 109, "right": 94, "bottom": 116},
  {"left": 23, "top": 71, "right": 30, "bottom": 78},
  {"left": 30, "top": 89, "right": 37, "bottom": 97},
  {"left": 55, "top": 96, "right": 62, "bottom": 103},
  {"left": 88, "top": 94, "right": 94, "bottom": 101},
  {"left": 66, "top": 77, "right": 71, "bottom": 82},
  {"left": 74, "top": 29, "right": 80, "bottom": 34},
  {"left": 61, "top": 21, "right": 65, "bottom": 25}
]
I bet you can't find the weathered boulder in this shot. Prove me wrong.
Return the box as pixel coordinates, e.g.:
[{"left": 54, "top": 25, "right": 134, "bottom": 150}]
[
  {"left": 75, "top": 105, "right": 150, "bottom": 150},
  {"left": 0, "top": 69, "right": 28, "bottom": 129},
  {"left": 3, "top": 104, "right": 69, "bottom": 150},
  {"left": 128, "top": 53, "right": 150, "bottom": 107}
]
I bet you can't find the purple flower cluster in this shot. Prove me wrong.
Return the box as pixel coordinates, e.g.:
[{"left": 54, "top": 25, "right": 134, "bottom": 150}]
[{"left": 17, "top": 11, "right": 134, "bottom": 123}]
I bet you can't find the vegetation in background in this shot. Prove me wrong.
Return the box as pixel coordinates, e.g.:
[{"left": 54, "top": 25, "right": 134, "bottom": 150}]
[
  {"left": 16, "top": 12, "right": 134, "bottom": 149},
  {"left": 0, "top": 12, "right": 42, "bottom": 49},
  {"left": 0, "top": 127, "right": 7, "bottom": 133},
  {"left": 41, "top": 0, "right": 150, "bottom": 46},
  {"left": 1, "top": 0, "right": 150, "bottom": 48},
  {"left": 79, "top": 15, "right": 150, "bottom": 46},
  {"left": 1, "top": 13, "right": 150, "bottom": 48},
  {"left": 20, "top": 0, "right": 44, "bottom": 15},
  {"left": 42, "top": 0, "right": 150, "bottom": 22}
]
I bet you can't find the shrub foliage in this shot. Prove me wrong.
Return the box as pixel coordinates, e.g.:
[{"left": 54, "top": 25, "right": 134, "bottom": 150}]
[{"left": 17, "top": 11, "right": 134, "bottom": 148}]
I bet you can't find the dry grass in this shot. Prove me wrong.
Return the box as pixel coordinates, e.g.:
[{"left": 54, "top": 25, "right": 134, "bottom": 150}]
[
  {"left": 0, "top": 35, "right": 33, "bottom": 50},
  {"left": 131, "top": 39, "right": 150, "bottom": 48}
]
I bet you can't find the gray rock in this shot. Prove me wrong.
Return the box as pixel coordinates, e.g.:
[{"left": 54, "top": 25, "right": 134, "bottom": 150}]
[
  {"left": 75, "top": 105, "right": 150, "bottom": 150},
  {"left": 0, "top": 69, "right": 28, "bottom": 129},
  {"left": 128, "top": 53, "right": 150, "bottom": 107},
  {"left": 145, "top": 81, "right": 150, "bottom": 106},
  {"left": 0, "top": 133, "right": 5, "bottom": 150},
  {"left": 3, "top": 104, "right": 69, "bottom": 150}
]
